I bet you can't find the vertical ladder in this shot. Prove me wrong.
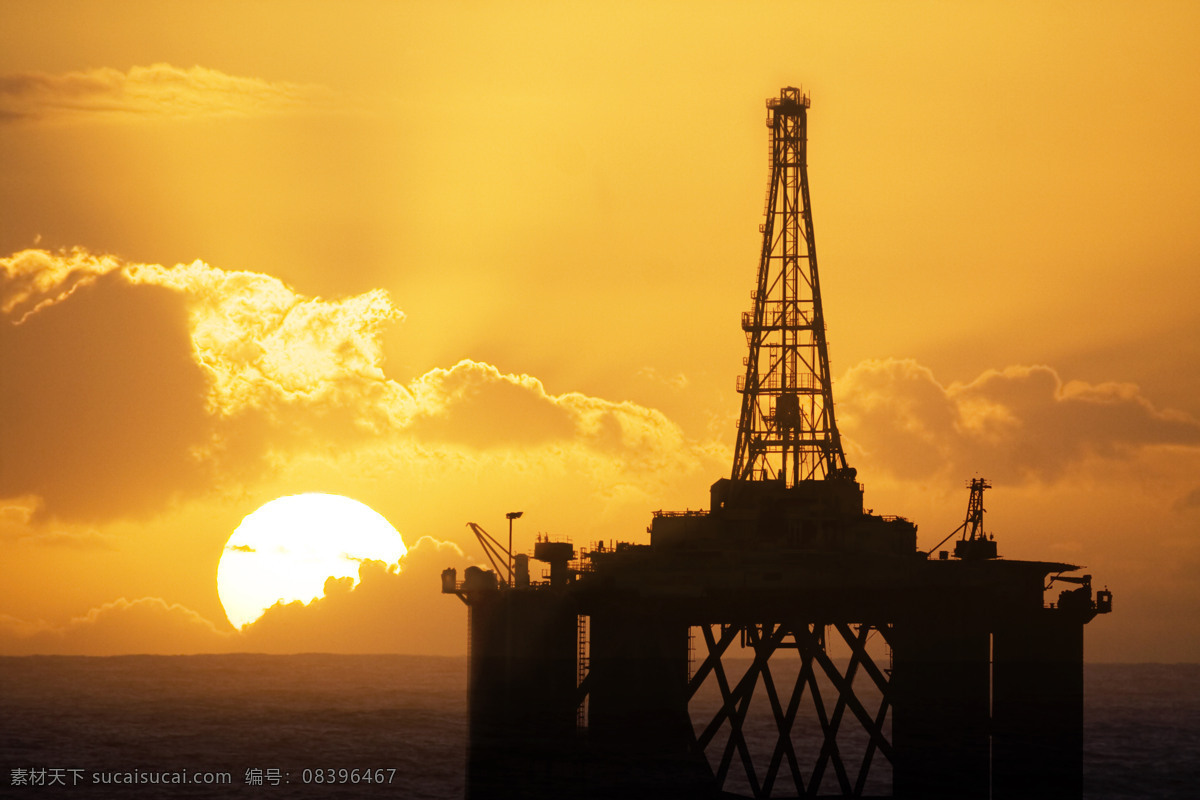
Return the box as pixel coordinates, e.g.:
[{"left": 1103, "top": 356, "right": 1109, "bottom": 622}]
[
  {"left": 687, "top": 625, "right": 696, "bottom": 681},
  {"left": 576, "top": 614, "right": 589, "bottom": 728}
]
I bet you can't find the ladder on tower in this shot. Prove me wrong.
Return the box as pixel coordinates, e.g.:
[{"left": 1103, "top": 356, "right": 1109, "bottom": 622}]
[{"left": 576, "top": 614, "right": 589, "bottom": 729}]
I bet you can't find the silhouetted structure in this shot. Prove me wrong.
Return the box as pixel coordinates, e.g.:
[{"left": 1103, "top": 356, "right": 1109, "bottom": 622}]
[
  {"left": 443, "top": 88, "right": 1112, "bottom": 799},
  {"left": 734, "top": 88, "right": 848, "bottom": 485}
]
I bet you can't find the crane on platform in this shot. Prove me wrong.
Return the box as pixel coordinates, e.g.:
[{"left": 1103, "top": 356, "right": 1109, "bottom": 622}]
[
  {"left": 954, "top": 477, "right": 999, "bottom": 560},
  {"left": 924, "top": 477, "right": 1000, "bottom": 559}
]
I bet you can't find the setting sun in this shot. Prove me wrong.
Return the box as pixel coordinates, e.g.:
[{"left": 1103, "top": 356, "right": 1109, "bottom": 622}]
[{"left": 216, "top": 494, "right": 407, "bottom": 629}]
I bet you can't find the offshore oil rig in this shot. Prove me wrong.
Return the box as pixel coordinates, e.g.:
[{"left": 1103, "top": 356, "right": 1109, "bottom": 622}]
[{"left": 442, "top": 88, "right": 1111, "bottom": 799}]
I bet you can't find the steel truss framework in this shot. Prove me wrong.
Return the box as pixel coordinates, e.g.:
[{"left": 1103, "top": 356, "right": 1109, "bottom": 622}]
[
  {"left": 733, "top": 87, "right": 849, "bottom": 485},
  {"left": 687, "top": 622, "right": 893, "bottom": 798}
]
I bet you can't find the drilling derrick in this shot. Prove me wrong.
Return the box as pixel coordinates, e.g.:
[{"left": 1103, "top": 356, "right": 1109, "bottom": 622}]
[
  {"left": 735, "top": 87, "right": 849, "bottom": 484},
  {"left": 444, "top": 87, "right": 1112, "bottom": 800}
]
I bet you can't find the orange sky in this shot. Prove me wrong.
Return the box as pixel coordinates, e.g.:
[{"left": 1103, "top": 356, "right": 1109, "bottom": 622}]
[{"left": 2, "top": 1, "right": 1198, "bottom": 660}]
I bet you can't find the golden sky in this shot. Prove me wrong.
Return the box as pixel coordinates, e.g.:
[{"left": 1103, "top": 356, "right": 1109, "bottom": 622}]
[{"left": 2, "top": 1, "right": 1198, "bottom": 660}]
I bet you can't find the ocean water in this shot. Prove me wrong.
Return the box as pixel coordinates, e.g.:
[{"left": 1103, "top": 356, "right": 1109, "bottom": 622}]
[
  {"left": 0, "top": 654, "right": 465, "bottom": 799},
  {"left": 1, "top": 655, "right": 1197, "bottom": 798},
  {"left": 1083, "top": 663, "right": 1200, "bottom": 799}
]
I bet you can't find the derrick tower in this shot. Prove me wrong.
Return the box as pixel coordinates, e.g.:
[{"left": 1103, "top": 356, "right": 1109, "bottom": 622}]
[{"left": 734, "top": 87, "right": 850, "bottom": 484}]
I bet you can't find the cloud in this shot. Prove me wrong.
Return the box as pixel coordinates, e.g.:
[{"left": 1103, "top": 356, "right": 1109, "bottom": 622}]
[
  {"left": 838, "top": 359, "right": 1200, "bottom": 484},
  {"left": 0, "top": 537, "right": 474, "bottom": 656},
  {"left": 242, "top": 536, "right": 473, "bottom": 655},
  {"left": 5, "top": 248, "right": 409, "bottom": 425},
  {"left": 0, "top": 497, "right": 114, "bottom": 550},
  {"left": 125, "top": 259, "right": 408, "bottom": 423},
  {"left": 559, "top": 388, "right": 694, "bottom": 473},
  {"left": 407, "top": 361, "right": 575, "bottom": 447},
  {"left": 405, "top": 359, "right": 708, "bottom": 492},
  {"left": 0, "top": 247, "right": 120, "bottom": 321},
  {"left": 2, "top": 249, "right": 409, "bottom": 520},
  {"left": 2, "top": 248, "right": 712, "bottom": 523},
  {"left": 0, "top": 597, "right": 233, "bottom": 656},
  {"left": 0, "top": 267, "right": 212, "bottom": 520},
  {"left": 0, "top": 64, "right": 329, "bottom": 124},
  {"left": 409, "top": 359, "right": 693, "bottom": 462}
]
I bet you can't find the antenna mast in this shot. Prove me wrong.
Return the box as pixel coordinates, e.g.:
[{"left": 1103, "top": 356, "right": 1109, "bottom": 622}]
[{"left": 732, "top": 88, "right": 850, "bottom": 485}]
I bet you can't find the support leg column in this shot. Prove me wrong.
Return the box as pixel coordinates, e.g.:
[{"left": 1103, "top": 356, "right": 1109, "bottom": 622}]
[
  {"left": 992, "top": 609, "right": 1085, "bottom": 799},
  {"left": 890, "top": 616, "right": 991, "bottom": 799}
]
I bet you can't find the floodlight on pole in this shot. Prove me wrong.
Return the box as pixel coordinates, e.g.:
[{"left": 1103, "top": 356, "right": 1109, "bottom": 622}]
[{"left": 506, "top": 511, "right": 523, "bottom": 587}]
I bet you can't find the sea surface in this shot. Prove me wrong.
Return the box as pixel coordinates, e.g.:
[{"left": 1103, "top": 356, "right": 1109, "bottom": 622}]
[{"left": 1, "top": 655, "right": 1197, "bottom": 798}]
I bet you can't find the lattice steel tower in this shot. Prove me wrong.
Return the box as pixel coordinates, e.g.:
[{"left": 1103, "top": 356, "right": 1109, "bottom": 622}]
[{"left": 733, "top": 87, "right": 851, "bottom": 485}]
